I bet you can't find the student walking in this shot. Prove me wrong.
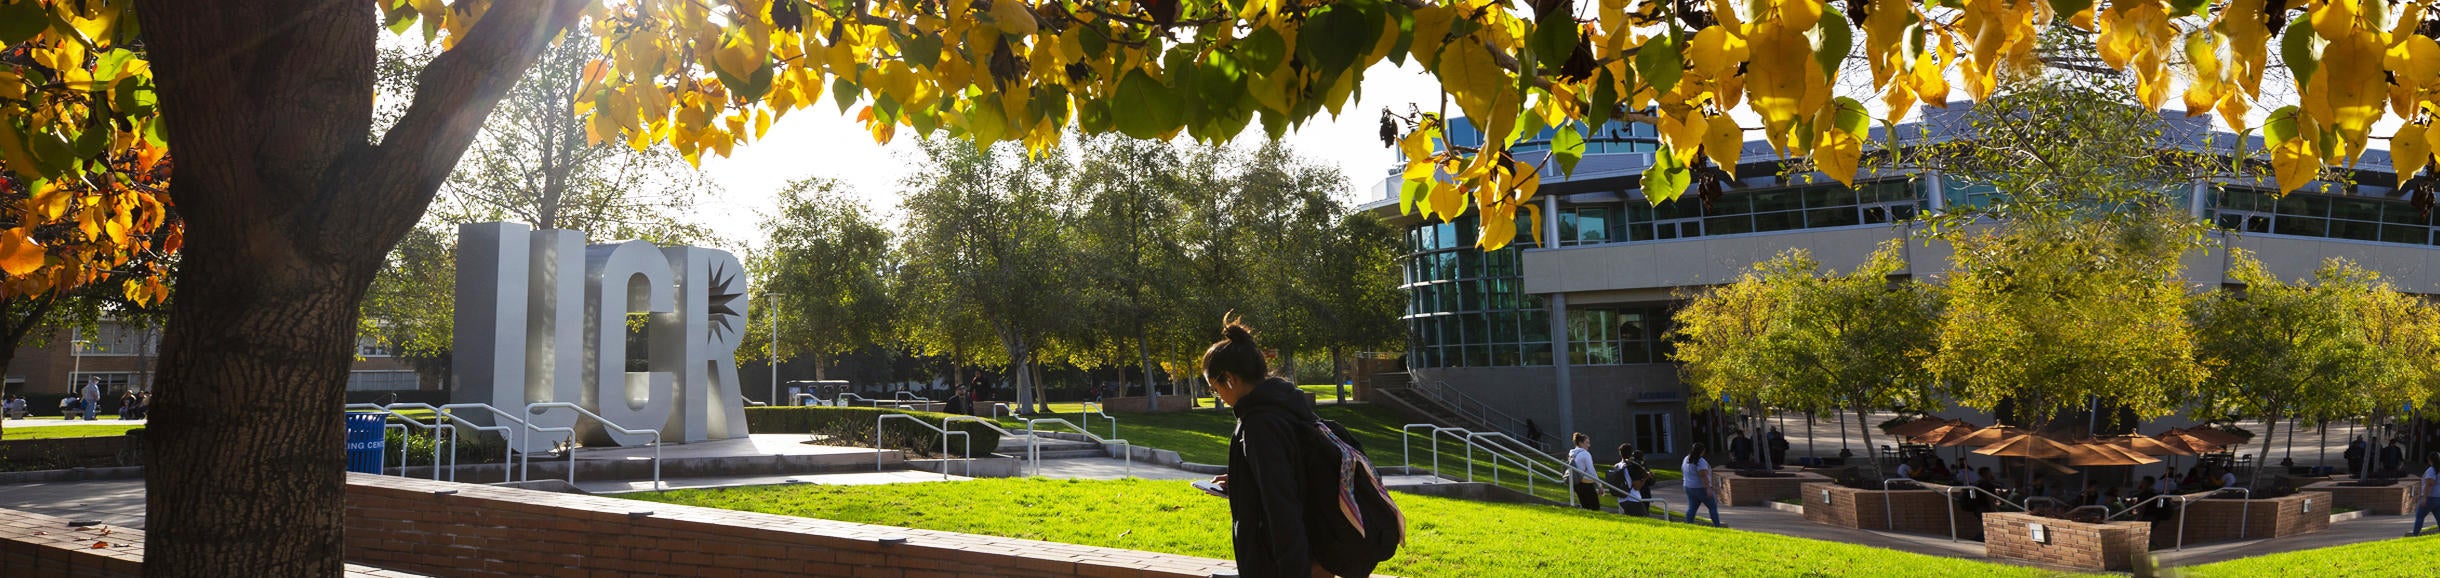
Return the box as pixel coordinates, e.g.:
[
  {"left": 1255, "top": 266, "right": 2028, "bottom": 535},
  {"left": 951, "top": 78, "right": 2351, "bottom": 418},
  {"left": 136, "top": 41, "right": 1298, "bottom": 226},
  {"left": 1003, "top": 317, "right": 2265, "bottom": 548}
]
[
  {"left": 1202, "top": 318, "right": 1402, "bottom": 577},
  {"left": 1683, "top": 443, "right": 1722, "bottom": 527},
  {"left": 2414, "top": 452, "right": 2439, "bottom": 537},
  {"left": 80, "top": 379, "right": 100, "bottom": 421},
  {"left": 1568, "top": 433, "right": 1599, "bottom": 511},
  {"left": 1607, "top": 444, "right": 1654, "bottom": 517}
]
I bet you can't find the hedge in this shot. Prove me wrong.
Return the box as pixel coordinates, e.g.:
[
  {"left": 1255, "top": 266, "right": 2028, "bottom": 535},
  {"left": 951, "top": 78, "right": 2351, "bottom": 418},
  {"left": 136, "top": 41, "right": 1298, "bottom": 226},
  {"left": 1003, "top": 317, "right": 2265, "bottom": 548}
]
[{"left": 745, "top": 406, "right": 1003, "bottom": 458}]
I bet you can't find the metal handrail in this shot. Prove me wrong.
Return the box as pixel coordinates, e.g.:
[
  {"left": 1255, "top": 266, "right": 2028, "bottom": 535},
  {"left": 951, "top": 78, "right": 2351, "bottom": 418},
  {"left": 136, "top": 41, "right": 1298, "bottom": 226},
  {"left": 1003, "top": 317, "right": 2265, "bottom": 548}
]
[
  {"left": 437, "top": 403, "right": 530, "bottom": 483},
  {"left": 1397, "top": 423, "right": 1668, "bottom": 520},
  {"left": 1468, "top": 431, "right": 1668, "bottom": 520},
  {"left": 2109, "top": 492, "right": 2202, "bottom": 551},
  {"left": 838, "top": 393, "right": 878, "bottom": 407},
  {"left": 1400, "top": 424, "right": 1441, "bottom": 475},
  {"left": 1026, "top": 418, "right": 1130, "bottom": 478},
  {"left": 893, "top": 391, "right": 931, "bottom": 403},
  {"left": 525, "top": 402, "right": 662, "bottom": 491},
  {"left": 877, "top": 414, "right": 971, "bottom": 479},
  {"left": 345, "top": 404, "right": 445, "bottom": 480},
  {"left": 791, "top": 393, "right": 826, "bottom": 406},
  {"left": 379, "top": 402, "right": 512, "bottom": 484},
  {"left": 1079, "top": 402, "right": 1118, "bottom": 440},
  {"left": 988, "top": 403, "right": 1018, "bottom": 420},
  {"left": 1905, "top": 482, "right": 2027, "bottom": 543}
]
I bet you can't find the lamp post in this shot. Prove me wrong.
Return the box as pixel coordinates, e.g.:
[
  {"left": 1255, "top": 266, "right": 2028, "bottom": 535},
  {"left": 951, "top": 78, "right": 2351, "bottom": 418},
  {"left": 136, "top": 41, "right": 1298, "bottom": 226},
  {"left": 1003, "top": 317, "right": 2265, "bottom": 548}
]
[
  {"left": 767, "top": 292, "right": 784, "bottom": 406},
  {"left": 70, "top": 338, "right": 91, "bottom": 391}
]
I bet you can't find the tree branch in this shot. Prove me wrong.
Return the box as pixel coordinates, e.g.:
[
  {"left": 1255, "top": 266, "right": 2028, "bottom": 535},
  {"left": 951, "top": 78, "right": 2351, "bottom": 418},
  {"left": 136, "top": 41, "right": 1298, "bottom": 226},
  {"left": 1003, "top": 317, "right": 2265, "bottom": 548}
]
[{"left": 343, "top": 0, "right": 594, "bottom": 243}]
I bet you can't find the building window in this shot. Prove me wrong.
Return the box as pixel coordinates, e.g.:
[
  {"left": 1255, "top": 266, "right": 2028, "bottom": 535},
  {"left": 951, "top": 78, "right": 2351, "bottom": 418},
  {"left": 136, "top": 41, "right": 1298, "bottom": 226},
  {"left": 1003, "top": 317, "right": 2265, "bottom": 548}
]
[
  {"left": 358, "top": 336, "right": 393, "bottom": 358},
  {"left": 1617, "top": 180, "right": 1920, "bottom": 244},
  {"left": 1567, "top": 305, "right": 1674, "bottom": 365},
  {"left": 68, "top": 373, "right": 136, "bottom": 392},
  {"left": 1402, "top": 213, "right": 1554, "bottom": 369},
  {"left": 1635, "top": 412, "right": 1674, "bottom": 456},
  {"left": 72, "top": 323, "right": 157, "bottom": 357},
  {"left": 346, "top": 371, "right": 421, "bottom": 391},
  {"left": 2208, "top": 187, "right": 2435, "bottom": 246}
]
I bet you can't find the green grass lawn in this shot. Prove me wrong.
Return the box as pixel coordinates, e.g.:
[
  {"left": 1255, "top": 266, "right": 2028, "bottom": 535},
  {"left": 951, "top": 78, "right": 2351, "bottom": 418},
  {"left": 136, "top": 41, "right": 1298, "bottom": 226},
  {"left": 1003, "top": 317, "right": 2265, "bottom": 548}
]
[
  {"left": 998, "top": 401, "right": 1676, "bottom": 504},
  {"left": 0, "top": 423, "right": 143, "bottom": 440},
  {"left": 2179, "top": 535, "right": 2440, "bottom": 577},
  {"left": 628, "top": 478, "right": 2077, "bottom": 578}
]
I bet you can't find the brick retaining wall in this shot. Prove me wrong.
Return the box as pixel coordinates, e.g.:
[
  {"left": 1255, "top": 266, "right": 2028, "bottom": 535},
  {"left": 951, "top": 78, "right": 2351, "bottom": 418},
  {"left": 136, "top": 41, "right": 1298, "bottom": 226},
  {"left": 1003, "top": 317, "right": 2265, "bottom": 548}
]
[
  {"left": 2301, "top": 481, "right": 2418, "bottom": 516},
  {"left": 2149, "top": 491, "right": 2331, "bottom": 548},
  {"left": 1712, "top": 471, "right": 1829, "bottom": 507},
  {"left": 1799, "top": 482, "right": 1983, "bottom": 540},
  {"left": 344, "top": 473, "right": 1243, "bottom": 578},
  {"left": 0, "top": 507, "right": 412, "bottom": 577},
  {"left": 1982, "top": 512, "right": 2149, "bottom": 572}
]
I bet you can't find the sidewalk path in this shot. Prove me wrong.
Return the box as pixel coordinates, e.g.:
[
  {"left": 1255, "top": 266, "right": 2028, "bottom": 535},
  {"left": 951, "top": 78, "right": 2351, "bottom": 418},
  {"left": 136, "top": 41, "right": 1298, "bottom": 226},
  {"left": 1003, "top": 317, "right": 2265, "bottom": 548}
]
[
  {"left": 0, "top": 479, "right": 146, "bottom": 529},
  {"left": 2, "top": 417, "right": 148, "bottom": 427}
]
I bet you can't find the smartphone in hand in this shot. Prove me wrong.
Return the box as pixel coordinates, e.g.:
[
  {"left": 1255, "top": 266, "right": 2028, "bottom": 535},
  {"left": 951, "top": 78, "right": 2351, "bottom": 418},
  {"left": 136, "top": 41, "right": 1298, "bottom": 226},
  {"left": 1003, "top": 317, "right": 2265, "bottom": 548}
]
[{"left": 1192, "top": 479, "right": 1229, "bottom": 498}]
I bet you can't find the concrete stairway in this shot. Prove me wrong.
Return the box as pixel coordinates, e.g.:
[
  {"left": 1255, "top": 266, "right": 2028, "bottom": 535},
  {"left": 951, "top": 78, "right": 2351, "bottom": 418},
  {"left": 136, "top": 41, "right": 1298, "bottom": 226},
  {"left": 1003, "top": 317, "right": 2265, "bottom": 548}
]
[{"left": 996, "top": 434, "right": 1110, "bottom": 459}]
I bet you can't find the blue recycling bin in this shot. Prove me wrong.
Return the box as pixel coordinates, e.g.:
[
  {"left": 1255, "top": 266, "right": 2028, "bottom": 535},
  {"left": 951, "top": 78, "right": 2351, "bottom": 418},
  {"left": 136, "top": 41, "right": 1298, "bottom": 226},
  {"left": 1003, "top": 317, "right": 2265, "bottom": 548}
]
[{"left": 345, "top": 412, "right": 386, "bottom": 474}]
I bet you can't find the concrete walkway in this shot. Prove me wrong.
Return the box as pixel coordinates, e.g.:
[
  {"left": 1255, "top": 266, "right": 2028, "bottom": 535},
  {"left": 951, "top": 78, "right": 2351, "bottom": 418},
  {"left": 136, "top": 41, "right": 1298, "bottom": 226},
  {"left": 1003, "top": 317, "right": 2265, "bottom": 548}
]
[
  {"left": 0, "top": 479, "right": 146, "bottom": 529},
  {"left": 2, "top": 417, "right": 147, "bottom": 427}
]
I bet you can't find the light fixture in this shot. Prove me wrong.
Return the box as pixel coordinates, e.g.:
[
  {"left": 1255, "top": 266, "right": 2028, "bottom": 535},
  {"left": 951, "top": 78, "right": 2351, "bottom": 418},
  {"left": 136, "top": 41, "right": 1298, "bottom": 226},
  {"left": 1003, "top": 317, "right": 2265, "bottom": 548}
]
[{"left": 2028, "top": 523, "right": 2048, "bottom": 544}]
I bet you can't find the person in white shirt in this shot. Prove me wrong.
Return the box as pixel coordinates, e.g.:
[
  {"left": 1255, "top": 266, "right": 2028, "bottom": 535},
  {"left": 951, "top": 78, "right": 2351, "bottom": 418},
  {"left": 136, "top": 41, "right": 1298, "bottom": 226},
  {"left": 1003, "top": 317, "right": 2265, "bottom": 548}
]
[
  {"left": 2154, "top": 472, "right": 2179, "bottom": 494},
  {"left": 1683, "top": 443, "right": 1721, "bottom": 527},
  {"left": 1895, "top": 459, "right": 1915, "bottom": 480},
  {"left": 2413, "top": 452, "right": 2439, "bottom": 537},
  {"left": 1955, "top": 465, "right": 1980, "bottom": 486},
  {"left": 80, "top": 379, "right": 100, "bottom": 421},
  {"left": 1567, "top": 433, "right": 1599, "bottom": 511},
  {"left": 2218, "top": 468, "right": 2238, "bottom": 490}
]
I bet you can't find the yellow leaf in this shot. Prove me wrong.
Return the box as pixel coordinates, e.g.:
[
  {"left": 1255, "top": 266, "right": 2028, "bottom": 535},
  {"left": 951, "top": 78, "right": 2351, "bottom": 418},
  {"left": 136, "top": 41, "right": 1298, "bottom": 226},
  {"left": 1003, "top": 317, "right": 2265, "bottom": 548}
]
[
  {"left": 0, "top": 228, "right": 41, "bottom": 277},
  {"left": 990, "top": 0, "right": 1038, "bottom": 37},
  {"left": 2391, "top": 123, "right": 2432, "bottom": 179},
  {"left": 1687, "top": 26, "right": 1746, "bottom": 80},
  {"left": 1399, "top": 127, "right": 1436, "bottom": 164},
  {"left": 2321, "top": 30, "right": 2386, "bottom": 165},
  {"left": 1702, "top": 116, "right": 1745, "bottom": 178},
  {"left": 1410, "top": 6, "right": 1458, "bottom": 69},
  {"left": 2270, "top": 139, "right": 2317, "bottom": 194},
  {"left": 1658, "top": 108, "right": 1707, "bottom": 164},
  {"left": 1746, "top": 19, "right": 1813, "bottom": 156},
  {"left": 1520, "top": 202, "right": 1543, "bottom": 248},
  {"left": 1425, "top": 176, "right": 1467, "bottom": 221},
  {"left": 1438, "top": 37, "right": 1519, "bottom": 148},
  {"left": 1813, "top": 128, "right": 1863, "bottom": 187}
]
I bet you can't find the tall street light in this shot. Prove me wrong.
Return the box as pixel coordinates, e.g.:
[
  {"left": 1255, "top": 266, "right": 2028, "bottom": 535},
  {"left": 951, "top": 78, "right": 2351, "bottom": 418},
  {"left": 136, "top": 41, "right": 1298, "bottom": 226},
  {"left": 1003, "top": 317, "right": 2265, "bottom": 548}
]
[
  {"left": 767, "top": 292, "right": 784, "bottom": 406},
  {"left": 70, "top": 337, "right": 91, "bottom": 397}
]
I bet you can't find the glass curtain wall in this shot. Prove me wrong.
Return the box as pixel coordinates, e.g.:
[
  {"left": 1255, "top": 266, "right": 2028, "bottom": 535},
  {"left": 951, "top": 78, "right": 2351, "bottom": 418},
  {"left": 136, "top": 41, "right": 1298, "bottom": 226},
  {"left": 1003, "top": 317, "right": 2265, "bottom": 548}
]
[{"left": 1402, "top": 214, "right": 1553, "bottom": 368}]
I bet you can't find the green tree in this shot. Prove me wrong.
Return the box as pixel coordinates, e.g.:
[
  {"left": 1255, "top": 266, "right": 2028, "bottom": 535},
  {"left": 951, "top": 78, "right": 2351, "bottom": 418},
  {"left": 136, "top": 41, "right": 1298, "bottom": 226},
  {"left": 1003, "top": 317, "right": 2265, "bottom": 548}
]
[
  {"left": 1930, "top": 212, "right": 2208, "bottom": 428},
  {"left": 357, "top": 226, "right": 455, "bottom": 388},
  {"left": 2193, "top": 251, "right": 2371, "bottom": 487},
  {"left": 2322, "top": 261, "right": 2440, "bottom": 479},
  {"left": 742, "top": 178, "right": 896, "bottom": 384},
  {"left": 1306, "top": 212, "right": 1409, "bottom": 387},
  {"left": 1072, "top": 136, "right": 1190, "bottom": 405},
  {"left": 898, "top": 138, "right": 1076, "bottom": 413},
  {"left": 1674, "top": 243, "right": 1937, "bottom": 479}
]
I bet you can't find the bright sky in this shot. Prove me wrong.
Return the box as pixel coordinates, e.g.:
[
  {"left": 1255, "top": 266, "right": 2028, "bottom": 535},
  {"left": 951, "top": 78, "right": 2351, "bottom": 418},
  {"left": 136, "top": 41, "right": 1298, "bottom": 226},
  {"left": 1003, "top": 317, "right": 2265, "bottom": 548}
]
[{"left": 690, "top": 60, "right": 1445, "bottom": 253}]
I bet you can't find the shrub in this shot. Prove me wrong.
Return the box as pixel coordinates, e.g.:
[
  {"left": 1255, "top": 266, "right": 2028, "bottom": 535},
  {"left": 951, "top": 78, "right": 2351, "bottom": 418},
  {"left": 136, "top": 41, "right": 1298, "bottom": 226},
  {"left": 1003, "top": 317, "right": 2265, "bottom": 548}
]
[{"left": 746, "top": 406, "right": 1002, "bottom": 458}]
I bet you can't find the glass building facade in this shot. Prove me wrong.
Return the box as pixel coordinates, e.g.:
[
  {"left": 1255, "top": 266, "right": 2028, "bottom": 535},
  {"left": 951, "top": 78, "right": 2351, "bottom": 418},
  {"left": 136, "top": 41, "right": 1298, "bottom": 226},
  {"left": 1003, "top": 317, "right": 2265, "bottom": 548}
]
[
  {"left": 1402, "top": 214, "right": 1551, "bottom": 368},
  {"left": 2208, "top": 186, "right": 2439, "bottom": 245}
]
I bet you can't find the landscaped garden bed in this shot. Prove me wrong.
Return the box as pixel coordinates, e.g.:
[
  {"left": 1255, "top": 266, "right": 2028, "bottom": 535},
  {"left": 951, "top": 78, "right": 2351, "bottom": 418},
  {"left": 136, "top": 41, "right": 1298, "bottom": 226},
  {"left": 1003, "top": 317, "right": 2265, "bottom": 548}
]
[{"left": 627, "top": 478, "right": 2070, "bottom": 578}]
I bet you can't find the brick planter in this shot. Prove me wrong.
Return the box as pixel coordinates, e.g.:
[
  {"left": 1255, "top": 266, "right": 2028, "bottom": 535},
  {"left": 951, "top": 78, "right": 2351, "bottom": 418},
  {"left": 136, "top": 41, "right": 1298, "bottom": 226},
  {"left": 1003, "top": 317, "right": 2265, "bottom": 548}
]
[
  {"left": 2148, "top": 491, "right": 2331, "bottom": 548},
  {"left": 2302, "top": 481, "right": 2418, "bottom": 515},
  {"left": 1713, "top": 470, "right": 1831, "bottom": 507},
  {"left": 1983, "top": 512, "right": 2150, "bottom": 572},
  {"left": 1800, "top": 482, "right": 1983, "bottom": 540}
]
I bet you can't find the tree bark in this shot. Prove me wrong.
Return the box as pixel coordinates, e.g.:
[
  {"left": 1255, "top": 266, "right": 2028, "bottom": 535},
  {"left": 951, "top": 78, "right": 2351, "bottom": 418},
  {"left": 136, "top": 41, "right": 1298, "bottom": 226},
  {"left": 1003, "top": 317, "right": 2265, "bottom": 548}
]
[
  {"left": 1136, "top": 322, "right": 1157, "bottom": 409},
  {"left": 2249, "top": 403, "right": 2282, "bottom": 489},
  {"left": 1854, "top": 402, "right": 1883, "bottom": 482},
  {"left": 131, "top": 1, "right": 589, "bottom": 574}
]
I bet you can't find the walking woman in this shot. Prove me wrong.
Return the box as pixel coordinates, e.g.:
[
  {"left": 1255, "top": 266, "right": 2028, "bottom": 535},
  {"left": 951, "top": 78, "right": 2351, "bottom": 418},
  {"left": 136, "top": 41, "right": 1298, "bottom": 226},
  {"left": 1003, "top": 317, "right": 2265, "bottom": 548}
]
[
  {"left": 1202, "top": 318, "right": 1390, "bottom": 577},
  {"left": 1569, "top": 432, "right": 1599, "bottom": 510},
  {"left": 1683, "top": 443, "right": 1722, "bottom": 526}
]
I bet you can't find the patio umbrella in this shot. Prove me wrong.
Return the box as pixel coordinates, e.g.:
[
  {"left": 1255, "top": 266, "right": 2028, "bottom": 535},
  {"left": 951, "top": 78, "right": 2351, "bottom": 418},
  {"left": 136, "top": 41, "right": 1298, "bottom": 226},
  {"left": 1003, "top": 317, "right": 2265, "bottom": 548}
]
[
  {"left": 1887, "top": 416, "right": 1960, "bottom": 439},
  {"left": 2064, "top": 440, "right": 2161, "bottom": 467},
  {"left": 2155, "top": 428, "right": 2226, "bottom": 456},
  {"left": 1938, "top": 424, "right": 2025, "bottom": 448},
  {"left": 2104, "top": 433, "right": 2196, "bottom": 457},
  {"left": 2180, "top": 426, "right": 2247, "bottom": 447},
  {"left": 1974, "top": 433, "right": 2074, "bottom": 460}
]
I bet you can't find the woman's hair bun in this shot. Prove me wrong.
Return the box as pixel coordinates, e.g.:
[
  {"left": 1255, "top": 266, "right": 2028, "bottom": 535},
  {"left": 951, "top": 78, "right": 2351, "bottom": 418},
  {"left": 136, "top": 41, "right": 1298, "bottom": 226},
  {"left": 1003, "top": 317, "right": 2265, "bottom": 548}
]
[{"left": 1222, "top": 321, "right": 1254, "bottom": 343}]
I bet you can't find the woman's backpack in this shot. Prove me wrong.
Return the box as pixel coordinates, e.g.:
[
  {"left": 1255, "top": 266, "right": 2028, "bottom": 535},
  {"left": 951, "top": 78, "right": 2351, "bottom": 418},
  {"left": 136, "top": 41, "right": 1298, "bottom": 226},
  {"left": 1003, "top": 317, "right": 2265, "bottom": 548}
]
[{"left": 1305, "top": 418, "right": 1405, "bottom": 574}]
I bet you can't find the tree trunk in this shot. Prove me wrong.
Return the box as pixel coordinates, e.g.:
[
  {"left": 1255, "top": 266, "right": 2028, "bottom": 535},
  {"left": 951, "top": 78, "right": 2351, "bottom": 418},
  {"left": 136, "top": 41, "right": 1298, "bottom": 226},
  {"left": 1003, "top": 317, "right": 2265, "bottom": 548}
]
[
  {"left": 1136, "top": 322, "right": 1157, "bottom": 409},
  {"left": 132, "top": 0, "right": 588, "bottom": 574},
  {"left": 2249, "top": 404, "right": 2281, "bottom": 489},
  {"left": 1854, "top": 403, "right": 1883, "bottom": 482},
  {"left": 147, "top": 246, "right": 369, "bottom": 576}
]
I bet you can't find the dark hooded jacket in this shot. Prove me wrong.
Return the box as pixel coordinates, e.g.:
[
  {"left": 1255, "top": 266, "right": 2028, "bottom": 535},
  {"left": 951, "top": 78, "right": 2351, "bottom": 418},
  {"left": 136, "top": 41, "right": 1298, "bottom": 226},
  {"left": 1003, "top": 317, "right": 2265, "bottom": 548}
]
[{"left": 1226, "top": 377, "right": 1368, "bottom": 577}]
